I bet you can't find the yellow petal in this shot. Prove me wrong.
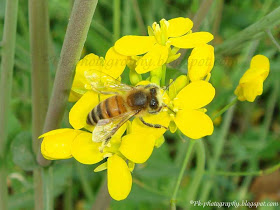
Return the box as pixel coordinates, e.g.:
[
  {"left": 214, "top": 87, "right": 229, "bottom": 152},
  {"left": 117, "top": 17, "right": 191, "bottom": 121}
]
[
  {"left": 131, "top": 111, "right": 171, "bottom": 139},
  {"left": 39, "top": 128, "right": 74, "bottom": 139},
  {"left": 175, "top": 109, "right": 213, "bottom": 139},
  {"left": 237, "top": 76, "right": 263, "bottom": 102},
  {"left": 107, "top": 155, "right": 132, "bottom": 200},
  {"left": 174, "top": 81, "right": 215, "bottom": 110},
  {"left": 135, "top": 44, "right": 169, "bottom": 73},
  {"left": 114, "top": 35, "right": 156, "bottom": 56},
  {"left": 69, "top": 91, "right": 99, "bottom": 129},
  {"left": 119, "top": 133, "right": 155, "bottom": 163},
  {"left": 71, "top": 132, "right": 103, "bottom": 164},
  {"left": 170, "top": 32, "right": 214, "bottom": 49},
  {"left": 188, "top": 44, "right": 214, "bottom": 81},
  {"left": 41, "top": 129, "right": 82, "bottom": 160},
  {"left": 103, "top": 47, "right": 128, "bottom": 79},
  {"left": 71, "top": 54, "right": 103, "bottom": 93},
  {"left": 167, "top": 17, "right": 193, "bottom": 37},
  {"left": 250, "top": 55, "right": 270, "bottom": 77}
]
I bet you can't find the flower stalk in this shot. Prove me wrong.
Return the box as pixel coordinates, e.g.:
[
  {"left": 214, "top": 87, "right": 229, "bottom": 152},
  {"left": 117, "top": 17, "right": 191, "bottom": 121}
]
[
  {"left": 37, "top": 0, "right": 99, "bottom": 166},
  {"left": 0, "top": 1, "right": 18, "bottom": 209},
  {"left": 28, "top": 0, "right": 50, "bottom": 208}
]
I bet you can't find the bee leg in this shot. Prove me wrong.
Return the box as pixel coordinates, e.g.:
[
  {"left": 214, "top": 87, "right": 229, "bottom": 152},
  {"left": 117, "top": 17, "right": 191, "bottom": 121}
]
[{"left": 139, "top": 117, "right": 168, "bottom": 129}]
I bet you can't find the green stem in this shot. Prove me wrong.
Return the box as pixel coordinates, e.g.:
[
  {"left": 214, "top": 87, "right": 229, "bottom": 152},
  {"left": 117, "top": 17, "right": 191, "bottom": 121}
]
[
  {"left": 212, "top": 97, "right": 238, "bottom": 120},
  {"left": 28, "top": 0, "right": 50, "bottom": 208},
  {"left": 0, "top": 1, "right": 18, "bottom": 210},
  {"left": 43, "top": 167, "right": 54, "bottom": 210},
  {"left": 160, "top": 65, "right": 166, "bottom": 87},
  {"left": 184, "top": 140, "right": 205, "bottom": 210},
  {"left": 171, "top": 140, "right": 196, "bottom": 210},
  {"left": 206, "top": 163, "right": 280, "bottom": 176},
  {"left": 113, "top": 0, "right": 120, "bottom": 41},
  {"left": 37, "top": 0, "right": 99, "bottom": 166},
  {"left": 200, "top": 100, "right": 235, "bottom": 201},
  {"left": 63, "top": 163, "right": 73, "bottom": 210},
  {"left": 215, "top": 6, "right": 280, "bottom": 54}
]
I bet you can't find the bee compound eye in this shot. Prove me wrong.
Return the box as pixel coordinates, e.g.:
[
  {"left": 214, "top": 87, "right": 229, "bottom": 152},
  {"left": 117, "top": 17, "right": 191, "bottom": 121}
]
[{"left": 150, "top": 98, "right": 158, "bottom": 109}]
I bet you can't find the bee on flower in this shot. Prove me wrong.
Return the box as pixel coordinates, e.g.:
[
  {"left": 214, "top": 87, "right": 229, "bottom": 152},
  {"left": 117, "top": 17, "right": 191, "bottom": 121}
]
[{"left": 39, "top": 16, "right": 217, "bottom": 201}]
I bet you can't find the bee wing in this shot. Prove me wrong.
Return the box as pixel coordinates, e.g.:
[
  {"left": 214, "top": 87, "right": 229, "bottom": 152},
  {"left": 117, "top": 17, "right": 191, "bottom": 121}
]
[
  {"left": 92, "top": 110, "right": 139, "bottom": 143},
  {"left": 84, "top": 70, "right": 133, "bottom": 95}
]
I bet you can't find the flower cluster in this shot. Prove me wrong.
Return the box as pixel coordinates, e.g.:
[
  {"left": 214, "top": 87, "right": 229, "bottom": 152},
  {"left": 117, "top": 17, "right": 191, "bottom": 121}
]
[{"left": 40, "top": 17, "right": 216, "bottom": 200}]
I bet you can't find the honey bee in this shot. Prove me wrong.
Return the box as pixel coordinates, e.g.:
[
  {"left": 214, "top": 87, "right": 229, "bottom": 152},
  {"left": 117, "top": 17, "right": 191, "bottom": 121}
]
[{"left": 84, "top": 70, "right": 168, "bottom": 147}]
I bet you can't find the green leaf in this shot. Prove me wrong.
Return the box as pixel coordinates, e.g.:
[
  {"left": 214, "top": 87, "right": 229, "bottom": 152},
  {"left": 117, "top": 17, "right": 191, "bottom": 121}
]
[{"left": 11, "top": 131, "right": 37, "bottom": 171}]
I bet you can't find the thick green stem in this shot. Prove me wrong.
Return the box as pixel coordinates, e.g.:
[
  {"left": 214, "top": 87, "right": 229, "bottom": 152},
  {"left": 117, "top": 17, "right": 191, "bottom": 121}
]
[
  {"left": 37, "top": 0, "right": 99, "bottom": 166},
  {"left": 43, "top": 167, "right": 54, "bottom": 210},
  {"left": 171, "top": 140, "right": 196, "bottom": 210},
  {"left": 215, "top": 6, "right": 280, "bottom": 54},
  {"left": 200, "top": 101, "right": 235, "bottom": 201},
  {"left": 184, "top": 140, "right": 206, "bottom": 210},
  {"left": 28, "top": 0, "right": 50, "bottom": 208},
  {"left": 0, "top": 1, "right": 18, "bottom": 210}
]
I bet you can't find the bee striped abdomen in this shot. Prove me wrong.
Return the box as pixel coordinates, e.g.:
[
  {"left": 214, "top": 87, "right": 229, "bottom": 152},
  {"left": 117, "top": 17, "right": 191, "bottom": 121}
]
[{"left": 86, "top": 95, "right": 127, "bottom": 125}]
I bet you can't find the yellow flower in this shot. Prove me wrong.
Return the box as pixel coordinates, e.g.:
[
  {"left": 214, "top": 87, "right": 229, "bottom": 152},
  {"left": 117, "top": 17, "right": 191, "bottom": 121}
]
[
  {"left": 40, "top": 125, "right": 156, "bottom": 201},
  {"left": 69, "top": 47, "right": 128, "bottom": 102},
  {"left": 114, "top": 17, "right": 213, "bottom": 73},
  {"left": 234, "top": 55, "right": 270, "bottom": 102},
  {"left": 188, "top": 44, "right": 214, "bottom": 81},
  {"left": 132, "top": 80, "right": 215, "bottom": 139}
]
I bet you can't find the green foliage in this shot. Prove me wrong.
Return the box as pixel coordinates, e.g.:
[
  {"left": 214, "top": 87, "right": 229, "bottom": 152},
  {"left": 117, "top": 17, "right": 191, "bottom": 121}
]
[{"left": 11, "top": 131, "right": 37, "bottom": 171}]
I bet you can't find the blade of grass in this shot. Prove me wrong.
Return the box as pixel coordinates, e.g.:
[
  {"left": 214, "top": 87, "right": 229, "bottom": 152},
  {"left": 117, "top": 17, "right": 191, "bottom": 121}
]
[
  {"left": 37, "top": 0, "right": 99, "bottom": 166},
  {"left": 0, "top": 1, "right": 19, "bottom": 210}
]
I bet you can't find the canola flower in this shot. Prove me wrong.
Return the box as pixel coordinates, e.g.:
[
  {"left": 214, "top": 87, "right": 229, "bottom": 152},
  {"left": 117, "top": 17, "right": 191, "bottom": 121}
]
[
  {"left": 40, "top": 16, "right": 218, "bottom": 201},
  {"left": 40, "top": 123, "right": 157, "bottom": 200},
  {"left": 234, "top": 55, "right": 270, "bottom": 102},
  {"left": 114, "top": 17, "right": 213, "bottom": 73}
]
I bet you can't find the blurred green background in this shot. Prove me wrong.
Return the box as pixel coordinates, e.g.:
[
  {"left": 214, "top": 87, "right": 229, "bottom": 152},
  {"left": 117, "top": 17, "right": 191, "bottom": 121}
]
[{"left": 0, "top": 0, "right": 280, "bottom": 209}]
